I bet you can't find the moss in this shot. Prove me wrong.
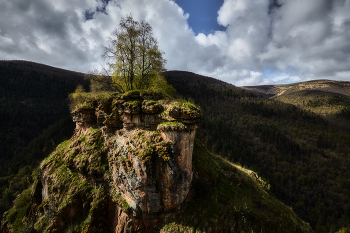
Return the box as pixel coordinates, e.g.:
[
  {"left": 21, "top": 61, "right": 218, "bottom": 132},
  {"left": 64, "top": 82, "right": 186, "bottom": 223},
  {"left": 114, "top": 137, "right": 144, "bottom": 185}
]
[
  {"left": 32, "top": 168, "right": 93, "bottom": 231},
  {"left": 123, "top": 100, "right": 141, "bottom": 111},
  {"left": 38, "top": 199, "right": 49, "bottom": 210},
  {"left": 157, "top": 121, "right": 187, "bottom": 132},
  {"left": 4, "top": 187, "right": 32, "bottom": 232},
  {"left": 175, "top": 99, "right": 196, "bottom": 107},
  {"left": 64, "top": 128, "right": 107, "bottom": 175},
  {"left": 121, "top": 90, "right": 141, "bottom": 100},
  {"left": 33, "top": 129, "right": 107, "bottom": 230},
  {"left": 70, "top": 91, "right": 115, "bottom": 110},
  {"left": 34, "top": 215, "right": 50, "bottom": 232},
  {"left": 118, "top": 89, "right": 168, "bottom": 100},
  {"left": 89, "top": 188, "right": 105, "bottom": 212},
  {"left": 110, "top": 187, "right": 130, "bottom": 212},
  {"left": 154, "top": 141, "right": 171, "bottom": 161},
  {"left": 173, "top": 99, "right": 200, "bottom": 112},
  {"left": 42, "top": 139, "right": 71, "bottom": 167},
  {"left": 126, "top": 130, "right": 171, "bottom": 162},
  {"left": 156, "top": 99, "right": 201, "bottom": 123},
  {"left": 140, "top": 89, "right": 167, "bottom": 100},
  {"left": 75, "top": 101, "right": 95, "bottom": 111},
  {"left": 6, "top": 125, "right": 113, "bottom": 232},
  {"left": 126, "top": 99, "right": 142, "bottom": 104},
  {"left": 163, "top": 223, "right": 198, "bottom": 233}
]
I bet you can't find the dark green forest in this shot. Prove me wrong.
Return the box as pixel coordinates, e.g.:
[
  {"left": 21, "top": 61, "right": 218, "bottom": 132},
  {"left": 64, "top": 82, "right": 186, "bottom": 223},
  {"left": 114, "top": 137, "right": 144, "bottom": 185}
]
[
  {"left": 1, "top": 62, "right": 350, "bottom": 232},
  {"left": 0, "top": 61, "right": 89, "bottom": 222},
  {"left": 0, "top": 61, "right": 88, "bottom": 160},
  {"left": 165, "top": 71, "right": 350, "bottom": 233}
]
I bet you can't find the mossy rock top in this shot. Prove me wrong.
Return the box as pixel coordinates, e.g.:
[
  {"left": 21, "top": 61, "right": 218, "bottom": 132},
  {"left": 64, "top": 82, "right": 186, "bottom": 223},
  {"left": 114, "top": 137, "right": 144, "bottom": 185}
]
[
  {"left": 71, "top": 90, "right": 201, "bottom": 122},
  {"left": 120, "top": 89, "right": 165, "bottom": 101},
  {"left": 157, "top": 122, "right": 188, "bottom": 132}
]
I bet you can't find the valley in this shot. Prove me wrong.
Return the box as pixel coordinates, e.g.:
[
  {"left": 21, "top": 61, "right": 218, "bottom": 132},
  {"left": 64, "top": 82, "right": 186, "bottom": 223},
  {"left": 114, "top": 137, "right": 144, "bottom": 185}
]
[{"left": 1, "top": 61, "right": 350, "bottom": 232}]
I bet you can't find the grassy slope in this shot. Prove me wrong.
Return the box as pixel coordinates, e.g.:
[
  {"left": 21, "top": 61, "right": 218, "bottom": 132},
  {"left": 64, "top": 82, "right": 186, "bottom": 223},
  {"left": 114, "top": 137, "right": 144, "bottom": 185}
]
[
  {"left": 162, "top": 139, "right": 313, "bottom": 233},
  {"left": 2, "top": 129, "right": 110, "bottom": 233},
  {"left": 165, "top": 71, "right": 350, "bottom": 232},
  {"left": 243, "top": 80, "right": 350, "bottom": 120},
  {"left": 242, "top": 80, "right": 350, "bottom": 98}
]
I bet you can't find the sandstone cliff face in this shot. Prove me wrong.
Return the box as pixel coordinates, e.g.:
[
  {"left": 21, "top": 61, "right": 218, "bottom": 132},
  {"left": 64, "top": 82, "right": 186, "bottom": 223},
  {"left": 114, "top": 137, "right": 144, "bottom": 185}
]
[{"left": 9, "top": 90, "right": 201, "bottom": 233}]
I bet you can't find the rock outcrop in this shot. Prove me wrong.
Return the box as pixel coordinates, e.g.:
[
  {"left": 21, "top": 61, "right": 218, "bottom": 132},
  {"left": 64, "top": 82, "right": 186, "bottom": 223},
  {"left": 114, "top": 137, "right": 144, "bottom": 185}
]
[{"left": 6, "top": 90, "right": 201, "bottom": 233}]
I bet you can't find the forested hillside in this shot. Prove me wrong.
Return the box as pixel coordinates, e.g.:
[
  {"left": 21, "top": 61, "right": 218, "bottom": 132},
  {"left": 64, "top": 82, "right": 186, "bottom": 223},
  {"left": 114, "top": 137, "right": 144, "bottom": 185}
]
[
  {"left": 0, "top": 61, "right": 89, "bottom": 222},
  {"left": 0, "top": 62, "right": 349, "bottom": 232},
  {"left": 165, "top": 71, "right": 350, "bottom": 233},
  {"left": 0, "top": 60, "right": 88, "bottom": 160}
]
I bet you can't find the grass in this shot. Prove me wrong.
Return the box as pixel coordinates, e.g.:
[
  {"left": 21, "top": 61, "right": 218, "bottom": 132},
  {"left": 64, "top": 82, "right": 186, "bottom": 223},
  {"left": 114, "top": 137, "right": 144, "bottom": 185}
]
[
  {"left": 244, "top": 79, "right": 350, "bottom": 122},
  {"left": 110, "top": 187, "right": 130, "bottom": 212},
  {"left": 157, "top": 121, "right": 187, "bottom": 131},
  {"left": 69, "top": 91, "right": 116, "bottom": 111},
  {"left": 3, "top": 187, "right": 32, "bottom": 232},
  {"left": 161, "top": 139, "right": 313, "bottom": 233},
  {"left": 11, "top": 129, "right": 110, "bottom": 232},
  {"left": 113, "top": 129, "right": 171, "bottom": 163},
  {"left": 42, "top": 139, "right": 71, "bottom": 166}
]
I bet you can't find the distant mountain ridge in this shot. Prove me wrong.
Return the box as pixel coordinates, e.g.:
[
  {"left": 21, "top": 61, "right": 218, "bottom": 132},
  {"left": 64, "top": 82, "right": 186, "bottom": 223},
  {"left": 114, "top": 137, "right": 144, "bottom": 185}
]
[
  {"left": 0, "top": 60, "right": 89, "bottom": 160},
  {"left": 0, "top": 60, "right": 85, "bottom": 76},
  {"left": 242, "top": 79, "right": 350, "bottom": 98},
  {"left": 242, "top": 79, "right": 350, "bottom": 120}
]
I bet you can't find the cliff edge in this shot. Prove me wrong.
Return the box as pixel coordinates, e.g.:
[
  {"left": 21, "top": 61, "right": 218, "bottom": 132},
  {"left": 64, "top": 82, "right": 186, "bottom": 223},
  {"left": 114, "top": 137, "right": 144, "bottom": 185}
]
[{"left": 2, "top": 90, "right": 201, "bottom": 232}]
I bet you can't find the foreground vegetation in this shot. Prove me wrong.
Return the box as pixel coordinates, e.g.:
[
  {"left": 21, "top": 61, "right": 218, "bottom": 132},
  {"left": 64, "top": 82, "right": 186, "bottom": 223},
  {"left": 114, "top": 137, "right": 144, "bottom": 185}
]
[
  {"left": 0, "top": 116, "right": 76, "bottom": 223},
  {"left": 2, "top": 128, "right": 110, "bottom": 232}
]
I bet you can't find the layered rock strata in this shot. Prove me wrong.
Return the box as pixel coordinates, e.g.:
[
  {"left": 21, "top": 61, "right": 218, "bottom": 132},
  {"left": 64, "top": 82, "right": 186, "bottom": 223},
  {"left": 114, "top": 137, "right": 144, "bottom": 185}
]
[{"left": 12, "top": 90, "right": 201, "bottom": 233}]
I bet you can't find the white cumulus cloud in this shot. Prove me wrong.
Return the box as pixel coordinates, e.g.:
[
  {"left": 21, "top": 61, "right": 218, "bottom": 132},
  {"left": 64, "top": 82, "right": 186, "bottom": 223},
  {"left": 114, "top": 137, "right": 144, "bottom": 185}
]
[{"left": 0, "top": 0, "right": 349, "bottom": 86}]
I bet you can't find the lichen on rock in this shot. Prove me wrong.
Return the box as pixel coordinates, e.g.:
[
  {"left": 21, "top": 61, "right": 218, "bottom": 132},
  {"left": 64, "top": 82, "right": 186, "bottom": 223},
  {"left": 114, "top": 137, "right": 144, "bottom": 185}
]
[{"left": 107, "top": 128, "right": 192, "bottom": 217}]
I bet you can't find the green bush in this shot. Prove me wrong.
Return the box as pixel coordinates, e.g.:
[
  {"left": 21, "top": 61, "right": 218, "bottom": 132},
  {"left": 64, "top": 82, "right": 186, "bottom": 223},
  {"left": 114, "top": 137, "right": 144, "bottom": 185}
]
[{"left": 4, "top": 187, "right": 32, "bottom": 232}]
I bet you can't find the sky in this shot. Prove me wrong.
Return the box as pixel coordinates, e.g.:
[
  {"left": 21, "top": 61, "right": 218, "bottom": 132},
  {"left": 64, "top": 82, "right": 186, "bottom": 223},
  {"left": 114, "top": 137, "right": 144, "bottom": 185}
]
[{"left": 0, "top": 0, "right": 350, "bottom": 86}]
